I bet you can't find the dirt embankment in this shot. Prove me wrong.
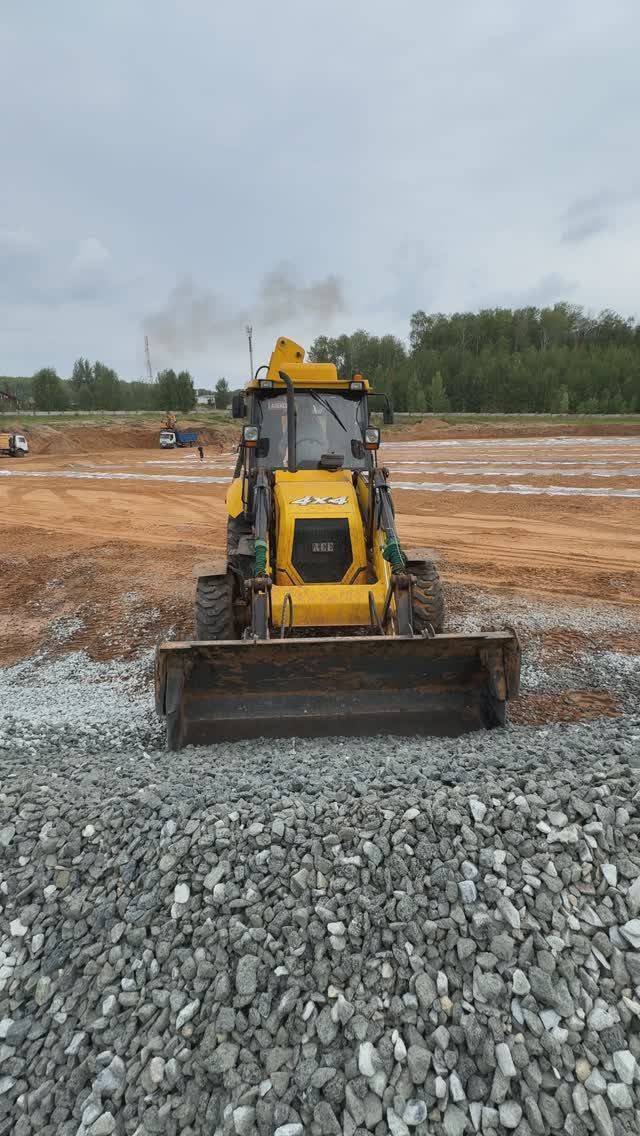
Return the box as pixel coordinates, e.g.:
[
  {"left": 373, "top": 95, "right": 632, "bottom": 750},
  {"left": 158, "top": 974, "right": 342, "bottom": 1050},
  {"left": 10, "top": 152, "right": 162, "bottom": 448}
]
[
  {"left": 387, "top": 419, "right": 640, "bottom": 441},
  {"left": 3, "top": 421, "right": 237, "bottom": 456}
]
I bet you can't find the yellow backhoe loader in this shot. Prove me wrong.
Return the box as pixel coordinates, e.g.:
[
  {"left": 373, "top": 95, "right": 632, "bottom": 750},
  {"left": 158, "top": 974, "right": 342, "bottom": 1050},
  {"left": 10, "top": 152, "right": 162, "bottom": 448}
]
[{"left": 156, "top": 337, "right": 520, "bottom": 748}]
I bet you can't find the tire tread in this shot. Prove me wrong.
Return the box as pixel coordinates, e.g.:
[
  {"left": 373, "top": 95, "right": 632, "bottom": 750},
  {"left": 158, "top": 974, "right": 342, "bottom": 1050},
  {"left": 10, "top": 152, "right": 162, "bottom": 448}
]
[
  {"left": 195, "top": 575, "right": 234, "bottom": 640},
  {"left": 408, "top": 559, "right": 446, "bottom": 634}
]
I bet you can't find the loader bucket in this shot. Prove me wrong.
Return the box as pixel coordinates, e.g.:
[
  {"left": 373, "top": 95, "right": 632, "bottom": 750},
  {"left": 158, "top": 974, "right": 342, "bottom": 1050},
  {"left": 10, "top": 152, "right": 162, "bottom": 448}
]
[{"left": 155, "top": 631, "right": 521, "bottom": 750}]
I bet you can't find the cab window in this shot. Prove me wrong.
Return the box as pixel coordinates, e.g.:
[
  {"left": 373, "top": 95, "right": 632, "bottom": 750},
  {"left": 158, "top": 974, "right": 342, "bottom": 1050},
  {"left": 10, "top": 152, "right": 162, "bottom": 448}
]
[{"left": 254, "top": 391, "right": 367, "bottom": 471}]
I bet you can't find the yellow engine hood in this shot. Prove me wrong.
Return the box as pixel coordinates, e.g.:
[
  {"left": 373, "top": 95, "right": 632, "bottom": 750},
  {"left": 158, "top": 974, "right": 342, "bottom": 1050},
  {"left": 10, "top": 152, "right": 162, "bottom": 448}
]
[
  {"left": 274, "top": 469, "right": 356, "bottom": 515},
  {"left": 273, "top": 470, "right": 367, "bottom": 587}
]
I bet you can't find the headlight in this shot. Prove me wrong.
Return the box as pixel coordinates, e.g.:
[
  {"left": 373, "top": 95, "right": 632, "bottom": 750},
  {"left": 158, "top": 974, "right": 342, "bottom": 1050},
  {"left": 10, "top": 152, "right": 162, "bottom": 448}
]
[
  {"left": 364, "top": 426, "right": 380, "bottom": 450},
  {"left": 243, "top": 425, "right": 259, "bottom": 447}
]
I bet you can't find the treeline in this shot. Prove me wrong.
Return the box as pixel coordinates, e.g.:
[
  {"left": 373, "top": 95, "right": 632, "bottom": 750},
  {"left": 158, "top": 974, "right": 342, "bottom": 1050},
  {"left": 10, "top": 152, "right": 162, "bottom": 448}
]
[
  {"left": 5, "top": 359, "right": 199, "bottom": 413},
  {"left": 2, "top": 362, "right": 234, "bottom": 413},
  {"left": 309, "top": 303, "right": 640, "bottom": 413},
  {"left": 5, "top": 302, "right": 640, "bottom": 415}
]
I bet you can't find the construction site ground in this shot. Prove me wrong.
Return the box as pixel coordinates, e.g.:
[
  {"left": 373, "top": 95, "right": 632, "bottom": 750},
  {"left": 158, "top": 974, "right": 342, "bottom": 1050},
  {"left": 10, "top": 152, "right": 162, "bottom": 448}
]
[{"left": 1, "top": 420, "right": 639, "bottom": 731}]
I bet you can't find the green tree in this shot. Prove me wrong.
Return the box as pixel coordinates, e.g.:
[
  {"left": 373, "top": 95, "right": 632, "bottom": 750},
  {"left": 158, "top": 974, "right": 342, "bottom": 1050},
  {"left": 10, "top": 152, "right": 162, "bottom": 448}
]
[
  {"left": 32, "top": 367, "right": 69, "bottom": 411},
  {"left": 71, "top": 357, "right": 95, "bottom": 409},
  {"left": 122, "top": 380, "right": 156, "bottom": 411},
  {"left": 404, "top": 302, "right": 640, "bottom": 412},
  {"left": 71, "top": 356, "right": 93, "bottom": 388},
  {"left": 175, "top": 370, "right": 196, "bottom": 412},
  {"left": 156, "top": 369, "right": 196, "bottom": 412},
  {"left": 215, "top": 377, "right": 231, "bottom": 409},
  {"left": 0, "top": 376, "right": 32, "bottom": 405},
  {"left": 577, "top": 396, "right": 599, "bottom": 413},
  {"left": 156, "top": 369, "right": 180, "bottom": 411},
  {"left": 429, "top": 370, "right": 450, "bottom": 413},
  {"left": 406, "top": 375, "right": 426, "bottom": 412},
  {"left": 93, "top": 362, "right": 122, "bottom": 410},
  {"left": 552, "top": 384, "right": 570, "bottom": 413}
]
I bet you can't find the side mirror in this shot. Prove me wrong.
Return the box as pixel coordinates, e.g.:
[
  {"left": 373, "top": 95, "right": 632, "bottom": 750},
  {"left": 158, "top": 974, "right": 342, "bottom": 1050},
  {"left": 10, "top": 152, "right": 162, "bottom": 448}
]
[
  {"left": 383, "top": 401, "right": 394, "bottom": 425},
  {"left": 231, "top": 392, "right": 246, "bottom": 419}
]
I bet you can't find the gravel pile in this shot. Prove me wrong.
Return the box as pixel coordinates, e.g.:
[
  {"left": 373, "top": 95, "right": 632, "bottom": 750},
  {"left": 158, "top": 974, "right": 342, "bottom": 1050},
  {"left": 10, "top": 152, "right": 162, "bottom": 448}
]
[
  {"left": 448, "top": 589, "right": 640, "bottom": 716},
  {"left": 519, "top": 648, "right": 640, "bottom": 715},
  {"left": 0, "top": 651, "right": 157, "bottom": 733},
  {"left": 2, "top": 717, "right": 640, "bottom": 1135},
  {"left": 448, "top": 589, "right": 640, "bottom": 639}
]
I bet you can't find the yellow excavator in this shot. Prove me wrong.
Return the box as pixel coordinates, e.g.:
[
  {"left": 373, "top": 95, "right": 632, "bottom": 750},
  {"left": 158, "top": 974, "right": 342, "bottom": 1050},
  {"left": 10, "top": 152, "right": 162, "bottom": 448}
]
[{"left": 155, "top": 337, "right": 520, "bottom": 748}]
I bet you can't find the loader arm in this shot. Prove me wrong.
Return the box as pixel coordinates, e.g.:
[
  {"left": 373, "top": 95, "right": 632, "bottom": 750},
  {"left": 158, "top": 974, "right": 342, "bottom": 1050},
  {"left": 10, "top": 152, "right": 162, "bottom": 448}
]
[
  {"left": 249, "top": 470, "right": 272, "bottom": 639},
  {"left": 368, "top": 467, "right": 415, "bottom": 636}
]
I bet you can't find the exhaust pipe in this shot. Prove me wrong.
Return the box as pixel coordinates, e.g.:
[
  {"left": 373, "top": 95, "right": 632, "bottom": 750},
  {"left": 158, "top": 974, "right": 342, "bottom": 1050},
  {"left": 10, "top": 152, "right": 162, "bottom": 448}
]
[{"left": 278, "top": 370, "right": 297, "bottom": 473}]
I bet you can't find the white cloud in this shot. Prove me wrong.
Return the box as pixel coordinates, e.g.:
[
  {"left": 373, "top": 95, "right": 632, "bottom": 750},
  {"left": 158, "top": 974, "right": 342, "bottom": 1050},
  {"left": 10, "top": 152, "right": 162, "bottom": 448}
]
[
  {"left": 0, "top": 229, "right": 40, "bottom": 259},
  {"left": 0, "top": 230, "right": 42, "bottom": 300},
  {"left": 0, "top": 233, "right": 115, "bottom": 307},
  {"left": 67, "top": 238, "right": 113, "bottom": 300}
]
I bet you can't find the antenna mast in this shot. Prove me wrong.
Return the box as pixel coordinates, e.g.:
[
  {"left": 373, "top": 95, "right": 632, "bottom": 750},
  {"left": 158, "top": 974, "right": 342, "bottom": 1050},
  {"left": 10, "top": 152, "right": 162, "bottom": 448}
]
[
  {"left": 246, "top": 325, "right": 254, "bottom": 379},
  {"left": 144, "top": 335, "right": 154, "bottom": 382}
]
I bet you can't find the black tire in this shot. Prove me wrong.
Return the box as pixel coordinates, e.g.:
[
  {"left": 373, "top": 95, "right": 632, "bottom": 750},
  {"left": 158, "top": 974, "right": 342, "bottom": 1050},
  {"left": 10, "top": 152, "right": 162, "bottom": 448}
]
[
  {"left": 195, "top": 574, "right": 234, "bottom": 640},
  {"left": 226, "top": 515, "right": 254, "bottom": 638},
  {"left": 408, "top": 559, "right": 446, "bottom": 634}
]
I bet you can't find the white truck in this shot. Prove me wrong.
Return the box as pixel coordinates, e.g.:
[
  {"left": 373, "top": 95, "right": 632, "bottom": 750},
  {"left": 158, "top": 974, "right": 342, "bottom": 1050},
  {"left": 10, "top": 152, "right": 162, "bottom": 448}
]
[{"left": 0, "top": 432, "right": 29, "bottom": 457}]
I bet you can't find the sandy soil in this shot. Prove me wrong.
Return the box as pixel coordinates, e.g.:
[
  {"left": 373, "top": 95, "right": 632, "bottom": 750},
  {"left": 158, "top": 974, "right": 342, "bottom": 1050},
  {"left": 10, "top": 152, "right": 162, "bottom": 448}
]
[
  {"left": 387, "top": 419, "right": 640, "bottom": 441},
  {"left": 1, "top": 431, "right": 639, "bottom": 726}
]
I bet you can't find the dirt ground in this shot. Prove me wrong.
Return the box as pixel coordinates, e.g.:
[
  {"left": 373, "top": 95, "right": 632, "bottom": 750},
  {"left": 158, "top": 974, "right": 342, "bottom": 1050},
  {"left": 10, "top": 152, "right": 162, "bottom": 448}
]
[
  {"left": 387, "top": 418, "right": 640, "bottom": 441},
  {"left": 1, "top": 426, "right": 639, "bottom": 727}
]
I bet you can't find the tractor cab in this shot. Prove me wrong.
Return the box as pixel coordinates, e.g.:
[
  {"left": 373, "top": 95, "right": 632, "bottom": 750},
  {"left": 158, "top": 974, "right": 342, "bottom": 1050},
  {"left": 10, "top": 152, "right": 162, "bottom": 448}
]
[{"left": 232, "top": 337, "right": 390, "bottom": 474}]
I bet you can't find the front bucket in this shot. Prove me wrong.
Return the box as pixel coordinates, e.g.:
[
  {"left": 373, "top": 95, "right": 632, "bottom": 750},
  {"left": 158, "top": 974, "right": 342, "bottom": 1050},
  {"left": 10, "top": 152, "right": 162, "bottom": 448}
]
[{"left": 155, "top": 631, "right": 521, "bottom": 750}]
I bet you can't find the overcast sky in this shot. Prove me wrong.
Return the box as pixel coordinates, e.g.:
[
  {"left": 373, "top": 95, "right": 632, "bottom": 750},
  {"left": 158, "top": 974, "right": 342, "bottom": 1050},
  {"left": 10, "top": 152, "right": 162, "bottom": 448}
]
[{"left": 1, "top": 1, "right": 638, "bottom": 385}]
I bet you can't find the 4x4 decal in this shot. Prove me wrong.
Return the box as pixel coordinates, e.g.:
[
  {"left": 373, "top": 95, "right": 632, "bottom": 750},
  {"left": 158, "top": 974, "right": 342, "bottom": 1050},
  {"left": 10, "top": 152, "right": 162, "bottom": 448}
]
[{"left": 291, "top": 495, "right": 348, "bottom": 506}]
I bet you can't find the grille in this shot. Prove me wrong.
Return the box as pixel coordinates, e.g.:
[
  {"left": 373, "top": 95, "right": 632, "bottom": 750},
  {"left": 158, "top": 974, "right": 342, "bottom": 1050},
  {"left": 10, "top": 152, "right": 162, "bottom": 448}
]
[{"left": 292, "top": 518, "right": 352, "bottom": 583}]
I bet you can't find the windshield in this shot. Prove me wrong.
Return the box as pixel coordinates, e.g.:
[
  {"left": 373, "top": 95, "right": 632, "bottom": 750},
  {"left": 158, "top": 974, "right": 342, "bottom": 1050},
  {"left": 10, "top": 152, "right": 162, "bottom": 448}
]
[{"left": 254, "top": 391, "right": 368, "bottom": 470}]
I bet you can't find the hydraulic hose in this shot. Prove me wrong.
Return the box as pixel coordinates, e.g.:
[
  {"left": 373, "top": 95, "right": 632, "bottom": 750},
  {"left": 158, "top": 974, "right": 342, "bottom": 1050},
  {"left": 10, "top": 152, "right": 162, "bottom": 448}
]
[
  {"left": 374, "top": 469, "right": 408, "bottom": 571},
  {"left": 254, "top": 538, "right": 268, "bottom": 576},
  {"left": 382, "top": 536, "right": 407, "bottom": 572}
]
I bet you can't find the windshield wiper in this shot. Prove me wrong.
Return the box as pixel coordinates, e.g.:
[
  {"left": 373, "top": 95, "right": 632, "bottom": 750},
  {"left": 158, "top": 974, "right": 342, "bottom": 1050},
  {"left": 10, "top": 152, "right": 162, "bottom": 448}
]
[{"left": 308, "top": 391, "right": 346, "bottom": 431}]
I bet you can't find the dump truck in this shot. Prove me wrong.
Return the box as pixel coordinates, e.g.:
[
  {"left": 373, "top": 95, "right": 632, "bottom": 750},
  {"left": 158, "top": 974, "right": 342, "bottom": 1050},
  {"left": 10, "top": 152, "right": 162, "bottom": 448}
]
[
  {"left": 155, "top": 337, "right": 520, "bottom": 748},
  {"left": 0, "top": 432, "right": 29, "bottom": 457},
  {"left": 159, "top": 429, "right": 198, "bottom": 449}
]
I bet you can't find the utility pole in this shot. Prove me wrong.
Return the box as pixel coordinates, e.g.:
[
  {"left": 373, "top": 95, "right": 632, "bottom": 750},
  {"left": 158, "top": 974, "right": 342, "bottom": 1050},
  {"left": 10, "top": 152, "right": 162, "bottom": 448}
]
[
  {"left": 144, "top": 335, "right": 154, "bottom": 382},
  {"left": 246, "top": 325, "right": 254, "bottom": 379}
]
